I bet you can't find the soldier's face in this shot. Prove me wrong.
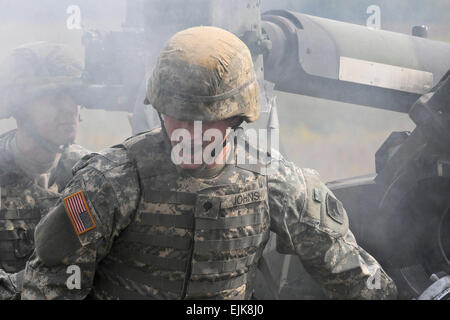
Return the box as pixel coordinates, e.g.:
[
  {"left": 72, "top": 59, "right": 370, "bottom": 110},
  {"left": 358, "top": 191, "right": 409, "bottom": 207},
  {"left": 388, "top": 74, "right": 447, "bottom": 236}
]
[
  {"left": 163, "top": 115, "right": 231, "bottom": 170},
  {"left": 25, "top": 92, "right": 80, "bottom": 146}
]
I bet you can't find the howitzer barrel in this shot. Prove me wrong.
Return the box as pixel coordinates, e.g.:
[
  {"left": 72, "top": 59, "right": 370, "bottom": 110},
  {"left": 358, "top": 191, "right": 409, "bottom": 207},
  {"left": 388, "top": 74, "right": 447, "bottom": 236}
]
[{"left": 262, "top": 10, "right": 450, "bottom": 113}]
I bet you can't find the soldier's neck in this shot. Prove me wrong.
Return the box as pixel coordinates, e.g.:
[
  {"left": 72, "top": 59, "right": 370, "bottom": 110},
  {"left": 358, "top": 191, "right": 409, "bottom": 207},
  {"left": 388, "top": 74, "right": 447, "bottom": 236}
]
[
  {"left": 179, "top": 141, "right": 232, "bottom": 179},
  {"left": 14, "top": 128, "right": 59, "bottom": 176}
]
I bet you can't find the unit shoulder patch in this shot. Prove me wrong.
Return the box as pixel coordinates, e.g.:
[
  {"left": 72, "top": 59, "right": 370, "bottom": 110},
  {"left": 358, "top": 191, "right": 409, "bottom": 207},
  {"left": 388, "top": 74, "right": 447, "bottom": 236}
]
[{"left": 326, "top": 193, "right": 344, "bottom": 225}]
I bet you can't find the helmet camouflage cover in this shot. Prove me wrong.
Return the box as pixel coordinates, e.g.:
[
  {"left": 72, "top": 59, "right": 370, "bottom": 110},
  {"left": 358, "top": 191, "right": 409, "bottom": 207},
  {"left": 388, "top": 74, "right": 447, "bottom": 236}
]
[
  {"left": 145, "top": 26, "right": 260, "bottom": 123},
  {"left": 0, "top": 41, "right": 83, "bottom": 119}
]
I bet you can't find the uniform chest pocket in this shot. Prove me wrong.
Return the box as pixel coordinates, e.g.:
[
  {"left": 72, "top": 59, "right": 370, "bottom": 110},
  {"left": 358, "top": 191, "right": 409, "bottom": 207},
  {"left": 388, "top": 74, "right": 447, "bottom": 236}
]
[
  {"left": 194, "top": 188, "right": 268, "bottom": 220},
  {"left": 144, "top": 188, "right": 267, "bottom": 216}
]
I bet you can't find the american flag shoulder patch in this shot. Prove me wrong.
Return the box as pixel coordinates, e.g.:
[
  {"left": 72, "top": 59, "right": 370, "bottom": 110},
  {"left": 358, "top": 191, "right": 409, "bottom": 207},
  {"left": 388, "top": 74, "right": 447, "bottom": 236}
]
[{"left": 64, "top": 191, "right": 96, "bottom": 235}]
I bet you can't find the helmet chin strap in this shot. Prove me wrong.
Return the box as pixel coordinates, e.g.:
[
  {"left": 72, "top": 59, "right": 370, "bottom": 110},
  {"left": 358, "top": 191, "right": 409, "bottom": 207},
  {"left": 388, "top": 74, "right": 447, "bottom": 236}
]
[
  {"left": 21, "top": 119, "right": 67, "bottom": 154},
  {"left": 157, "top": 112, "right": 174, "bottom": 150}
]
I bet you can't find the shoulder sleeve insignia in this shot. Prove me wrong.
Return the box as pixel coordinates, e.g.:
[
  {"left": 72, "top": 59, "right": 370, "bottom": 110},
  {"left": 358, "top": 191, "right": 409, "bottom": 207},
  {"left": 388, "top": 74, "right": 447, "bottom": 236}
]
[
  {"left": 326, "top": 193, "right": 344, "bottom": 225},
  {"left": 63, "top": 191, "right": 97, "bottom": 235}
]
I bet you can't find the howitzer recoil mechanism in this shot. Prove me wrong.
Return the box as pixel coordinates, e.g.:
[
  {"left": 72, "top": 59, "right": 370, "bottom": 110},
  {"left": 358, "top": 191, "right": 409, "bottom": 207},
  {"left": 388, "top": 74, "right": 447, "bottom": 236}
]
[{"left": 329, "top": 71, "right": 450, "bottom": 299}]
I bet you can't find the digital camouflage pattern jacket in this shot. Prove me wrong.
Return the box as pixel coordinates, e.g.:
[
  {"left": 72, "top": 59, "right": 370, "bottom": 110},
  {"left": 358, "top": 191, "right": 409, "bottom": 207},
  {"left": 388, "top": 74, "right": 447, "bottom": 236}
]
[
  {"left": 0, "top": 130, "right": 89, "bottom": 273},
  {"left": 21, "top": 128, "right": 398, "bottom": 300}
]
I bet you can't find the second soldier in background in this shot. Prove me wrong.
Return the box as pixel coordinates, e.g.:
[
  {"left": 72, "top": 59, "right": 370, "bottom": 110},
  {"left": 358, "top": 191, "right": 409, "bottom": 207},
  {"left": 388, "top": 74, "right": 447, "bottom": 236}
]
[{"left": 0, "top": 42, "right": 90, "bottom": 298}]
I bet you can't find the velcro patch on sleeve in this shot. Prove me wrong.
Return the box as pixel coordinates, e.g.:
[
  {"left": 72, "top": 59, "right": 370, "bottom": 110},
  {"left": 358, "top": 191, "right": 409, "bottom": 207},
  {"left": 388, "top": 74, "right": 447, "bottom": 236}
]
[
  {"left": 326, "top": 193, "right": 344, "bottom": 225},
  {"left": 63, "top": 191, "right": 97, "bottom": 235}
]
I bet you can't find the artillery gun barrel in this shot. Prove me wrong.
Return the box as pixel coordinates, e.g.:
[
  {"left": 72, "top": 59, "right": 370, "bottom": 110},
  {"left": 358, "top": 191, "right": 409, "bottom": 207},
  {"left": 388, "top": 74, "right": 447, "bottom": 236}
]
[{"left": 261, "top": 10, "right": 450, "bottom": 113}]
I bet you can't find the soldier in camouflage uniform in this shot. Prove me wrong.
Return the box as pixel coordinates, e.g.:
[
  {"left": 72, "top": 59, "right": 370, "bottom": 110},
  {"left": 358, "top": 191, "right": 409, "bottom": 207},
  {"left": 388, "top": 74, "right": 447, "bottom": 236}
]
[
  {"left": 0, "top": 42, "right": 90, "bottom": 298},
  {"left": 21, "top": 27, "right": 397, "bottom": 300}
]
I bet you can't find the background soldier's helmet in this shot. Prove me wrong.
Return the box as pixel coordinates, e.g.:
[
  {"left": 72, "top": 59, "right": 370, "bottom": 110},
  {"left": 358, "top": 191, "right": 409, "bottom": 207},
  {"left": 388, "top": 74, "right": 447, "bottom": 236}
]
[
  {"left": 145, "top": 26, "right": 260, "bottom": 123},
  {"left": 0, "top": 41, "right": 83, "bottom": 119}
]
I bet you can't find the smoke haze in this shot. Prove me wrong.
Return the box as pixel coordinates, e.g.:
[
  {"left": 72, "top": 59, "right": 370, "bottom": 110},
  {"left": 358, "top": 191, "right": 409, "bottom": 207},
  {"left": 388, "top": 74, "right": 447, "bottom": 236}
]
[{"left": 0, "top": 0, "right": 446, "bottom": 181}]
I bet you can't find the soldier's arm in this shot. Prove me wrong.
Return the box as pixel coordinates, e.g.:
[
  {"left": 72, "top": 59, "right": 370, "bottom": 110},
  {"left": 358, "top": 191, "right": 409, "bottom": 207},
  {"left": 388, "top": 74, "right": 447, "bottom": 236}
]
[
  {"left": 267, "top": 157, "right": 398, "bottom": 299},
  {"left": 21, "top": 147, "right": 140, "bottom": 300}
]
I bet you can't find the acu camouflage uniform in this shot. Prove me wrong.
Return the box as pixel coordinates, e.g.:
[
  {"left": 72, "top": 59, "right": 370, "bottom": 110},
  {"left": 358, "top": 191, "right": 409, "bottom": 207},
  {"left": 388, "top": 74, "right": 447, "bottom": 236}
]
[
  {"left": 0, "top": 42, "right": 89, "bottom": 273},
  {"left": 21, "top": 27, "right": 397, "bottom": 300},
  {"left": 21, "top": 128, "right": 396, "bottom": 300}
]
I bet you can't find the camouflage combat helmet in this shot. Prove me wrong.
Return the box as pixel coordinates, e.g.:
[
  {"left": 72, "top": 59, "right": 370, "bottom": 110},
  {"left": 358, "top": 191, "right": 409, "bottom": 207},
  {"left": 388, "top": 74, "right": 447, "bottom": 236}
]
[
  {"left": 145, "top": 26, "right": 260, "bottom": 123},
  {"left": 0, "top": 41, "right": 83, "bottom": 119}
]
